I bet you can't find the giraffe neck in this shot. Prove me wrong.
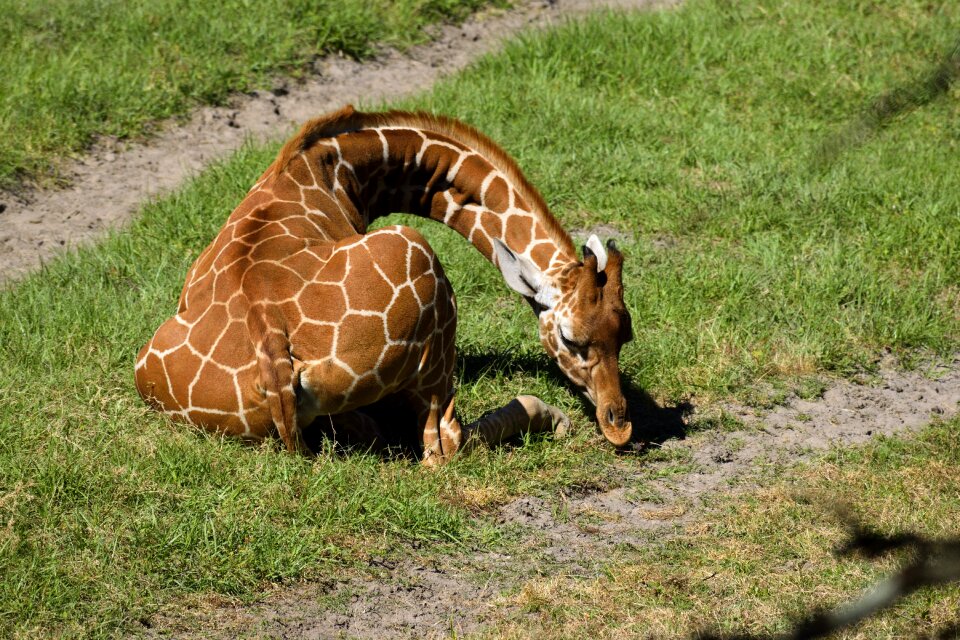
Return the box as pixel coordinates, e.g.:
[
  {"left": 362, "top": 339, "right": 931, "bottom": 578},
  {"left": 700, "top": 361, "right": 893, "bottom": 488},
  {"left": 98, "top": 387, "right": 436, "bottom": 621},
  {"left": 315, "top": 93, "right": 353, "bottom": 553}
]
[{"left": 277, "top": 108, "right": 578, "bottom": 282}]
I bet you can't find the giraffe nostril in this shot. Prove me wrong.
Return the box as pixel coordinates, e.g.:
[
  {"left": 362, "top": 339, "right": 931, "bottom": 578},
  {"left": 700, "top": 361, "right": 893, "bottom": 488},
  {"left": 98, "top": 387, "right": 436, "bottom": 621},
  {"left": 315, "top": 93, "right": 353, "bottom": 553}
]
[{"left": 607, "top": 407, "right": 615, "bottom": 424}]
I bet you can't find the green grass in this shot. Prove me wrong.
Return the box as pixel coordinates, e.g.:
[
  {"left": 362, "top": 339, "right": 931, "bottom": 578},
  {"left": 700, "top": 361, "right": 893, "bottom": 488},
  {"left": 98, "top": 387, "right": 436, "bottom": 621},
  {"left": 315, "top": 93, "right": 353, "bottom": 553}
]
[
  {"left": 0, "top": 0, "right": 497, "bottom": 188},
  {"left": 490, "top": 416, "right": 960, "bottom": 639},
  {"left": 1, "top": 0, "right": 959, "bottom": 636},
  {"left": 405, "top": 0, "right": 960, "bottom": 403}
]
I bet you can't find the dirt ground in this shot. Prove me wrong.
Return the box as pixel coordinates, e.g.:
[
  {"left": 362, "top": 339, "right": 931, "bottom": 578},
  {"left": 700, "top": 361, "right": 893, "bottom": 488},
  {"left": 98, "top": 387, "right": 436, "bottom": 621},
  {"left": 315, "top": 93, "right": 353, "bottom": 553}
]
[{"left": 3, "top": 0, "right": 957, "bottom": 636}]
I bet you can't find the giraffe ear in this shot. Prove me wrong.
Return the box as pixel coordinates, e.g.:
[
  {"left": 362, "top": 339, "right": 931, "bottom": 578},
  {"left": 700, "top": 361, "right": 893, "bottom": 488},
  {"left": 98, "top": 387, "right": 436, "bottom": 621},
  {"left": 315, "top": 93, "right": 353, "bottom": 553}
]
[
  {"left": 493, "top": 238, "right": 543, "bottom": 299},
  {"left": 585, "top": 234, "right": 608, "bottom": 272}
]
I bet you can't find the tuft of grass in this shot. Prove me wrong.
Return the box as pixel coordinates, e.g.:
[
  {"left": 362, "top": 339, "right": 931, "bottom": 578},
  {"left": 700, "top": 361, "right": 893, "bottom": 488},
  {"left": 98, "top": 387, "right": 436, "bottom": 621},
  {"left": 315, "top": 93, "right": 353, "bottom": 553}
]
[
  {"left": 686, "top": 408, "right": 746, "bottom": 434},
  {"left": 485, "top": 416, "right": 960, "bottom": 639},
  {"left": 1, "top": 0, "right": 959, "bottom": 635},
  {"left": 0, "top": 0, "right": 500, "bottom": 188}
]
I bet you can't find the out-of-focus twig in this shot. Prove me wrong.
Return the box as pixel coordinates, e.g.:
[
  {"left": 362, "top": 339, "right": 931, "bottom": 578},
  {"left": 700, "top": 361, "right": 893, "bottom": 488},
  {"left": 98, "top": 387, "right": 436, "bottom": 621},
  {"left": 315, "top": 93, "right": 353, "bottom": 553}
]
[
  {"left": 695, "top": 518, "right": 960, "bottom": 640},
  {"left": 815, "top": 37, "right": 960, "bottom": 167}
]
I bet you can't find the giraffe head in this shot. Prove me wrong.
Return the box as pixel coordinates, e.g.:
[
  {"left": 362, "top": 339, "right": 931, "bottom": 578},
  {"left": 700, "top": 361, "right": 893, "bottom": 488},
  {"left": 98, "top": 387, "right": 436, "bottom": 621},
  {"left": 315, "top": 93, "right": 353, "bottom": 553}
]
[{"left": 494, "top": 235, "right": 634, "bottom": 447}]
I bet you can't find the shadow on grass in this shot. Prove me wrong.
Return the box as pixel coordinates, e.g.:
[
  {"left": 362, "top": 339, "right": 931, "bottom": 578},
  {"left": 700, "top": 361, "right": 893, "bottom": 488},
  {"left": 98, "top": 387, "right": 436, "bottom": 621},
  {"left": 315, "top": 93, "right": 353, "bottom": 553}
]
[
  {"left": 623, "top": 381, "right": 693, "bottom": 449},
  {"left": 301, "top": 393, "right": 422, "bottom": 461},
  {"left": 695, "top": 515, "right": 960, "bottom": 640},
  {"left": 816, "top": 37, "right": 960, "bottom": 167},
  {"left": 459, "top": 349, "right": 694, "bottom": 451},
  {"left": 299, "top": 349, "right": 693, "bottom": 460}
]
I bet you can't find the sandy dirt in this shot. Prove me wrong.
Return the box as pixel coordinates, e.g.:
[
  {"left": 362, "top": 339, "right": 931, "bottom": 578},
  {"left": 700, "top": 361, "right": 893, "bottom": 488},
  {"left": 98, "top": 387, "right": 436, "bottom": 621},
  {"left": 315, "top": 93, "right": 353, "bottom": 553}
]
[{"left": 0, "top": 0, "right": 675, "bottom": 284}]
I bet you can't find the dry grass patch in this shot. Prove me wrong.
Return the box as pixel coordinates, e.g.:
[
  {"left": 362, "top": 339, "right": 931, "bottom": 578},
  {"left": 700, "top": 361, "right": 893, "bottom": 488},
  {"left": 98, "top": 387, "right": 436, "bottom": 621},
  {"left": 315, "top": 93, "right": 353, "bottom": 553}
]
[
  {"left": 481, "top": 418, "right": 960, "bottom": 639},
  {"left": 440, "top": 485, "right": 512, "bottom": 515}
]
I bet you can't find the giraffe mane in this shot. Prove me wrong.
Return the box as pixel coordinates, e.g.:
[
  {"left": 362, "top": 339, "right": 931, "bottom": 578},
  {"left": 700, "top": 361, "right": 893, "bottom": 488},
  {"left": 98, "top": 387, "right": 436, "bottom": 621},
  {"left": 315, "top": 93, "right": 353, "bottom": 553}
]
[
  {"left": 273, "top": 104, "right": 363, "bottom": 174},
  {"left": 273, "top": 105, "right": 576, "bottom": 256}
]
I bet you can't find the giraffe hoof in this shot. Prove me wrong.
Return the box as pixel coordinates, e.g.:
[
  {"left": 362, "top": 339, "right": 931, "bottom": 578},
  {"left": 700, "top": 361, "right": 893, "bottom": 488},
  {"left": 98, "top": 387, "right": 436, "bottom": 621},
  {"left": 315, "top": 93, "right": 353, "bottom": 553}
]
[
  {"left": 551, "top": 409, "right": 572, "bottom": 439},
  {"left": 420, "top": 446, "right": 446, "bottom": 468}
]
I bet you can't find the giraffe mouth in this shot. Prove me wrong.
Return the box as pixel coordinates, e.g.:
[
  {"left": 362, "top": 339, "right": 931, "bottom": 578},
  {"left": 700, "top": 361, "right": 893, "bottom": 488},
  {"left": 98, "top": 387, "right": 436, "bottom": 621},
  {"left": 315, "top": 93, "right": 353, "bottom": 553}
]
[
  {"left": 580, "top": 387, "right": 632, "bottom": 446},
  {"left": 595, "top": 394, "right": 632, "bottom": 448},
  {"left": 600, "top": 420, "right": 633, "bottom": 448}
]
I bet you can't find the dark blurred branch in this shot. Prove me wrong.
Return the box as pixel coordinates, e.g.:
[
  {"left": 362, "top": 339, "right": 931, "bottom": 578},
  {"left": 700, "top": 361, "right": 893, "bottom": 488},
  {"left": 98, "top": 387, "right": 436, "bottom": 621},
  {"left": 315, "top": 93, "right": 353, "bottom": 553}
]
[
  {"left": 696, "top": 520, "right": 960, "bottom": 640},
  {"left": 816, "top": 37, "right": 960, "bottom": 166}
]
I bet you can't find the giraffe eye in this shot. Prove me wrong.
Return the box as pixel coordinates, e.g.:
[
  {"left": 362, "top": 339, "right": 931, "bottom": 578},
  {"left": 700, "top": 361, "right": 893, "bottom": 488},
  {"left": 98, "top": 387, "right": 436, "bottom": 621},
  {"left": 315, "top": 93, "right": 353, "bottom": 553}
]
[{"left": 559, "top": 330, "right": 582, "bottom": 351}]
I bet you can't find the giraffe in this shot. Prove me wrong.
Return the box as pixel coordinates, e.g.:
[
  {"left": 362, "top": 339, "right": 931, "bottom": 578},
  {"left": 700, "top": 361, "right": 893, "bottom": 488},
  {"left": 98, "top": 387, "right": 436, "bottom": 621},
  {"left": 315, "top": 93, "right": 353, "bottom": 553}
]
[{"left": 134, "top": 105, "right": 634, "bottom": 465}]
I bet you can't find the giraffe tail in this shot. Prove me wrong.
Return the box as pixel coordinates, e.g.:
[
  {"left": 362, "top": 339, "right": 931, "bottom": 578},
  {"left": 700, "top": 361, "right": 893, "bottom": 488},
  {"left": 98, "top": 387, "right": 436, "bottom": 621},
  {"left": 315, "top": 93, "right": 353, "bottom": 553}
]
[{"left": 248, "top": 307, "right": 303, "bottom": 453}]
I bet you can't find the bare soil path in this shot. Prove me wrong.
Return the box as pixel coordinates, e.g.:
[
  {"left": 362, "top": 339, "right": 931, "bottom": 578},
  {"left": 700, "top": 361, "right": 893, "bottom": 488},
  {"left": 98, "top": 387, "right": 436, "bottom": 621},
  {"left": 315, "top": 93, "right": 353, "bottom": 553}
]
[
  {"left": 0, "top": 0, "right": 674, "bottom": 284},
  {"left": 140, "top": 354, "right": 960, "bottom": 639}
]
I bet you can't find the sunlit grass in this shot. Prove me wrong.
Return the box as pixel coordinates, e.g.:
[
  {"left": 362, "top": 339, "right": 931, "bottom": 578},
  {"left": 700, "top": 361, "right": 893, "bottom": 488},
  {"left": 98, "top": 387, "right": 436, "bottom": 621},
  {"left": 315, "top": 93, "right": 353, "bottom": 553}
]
[
  {"left": 0, "top": 0, "right": 498, "bottom": 187},
  {"left": 1, "top": 0, "right": 958, "bottom": 635}
]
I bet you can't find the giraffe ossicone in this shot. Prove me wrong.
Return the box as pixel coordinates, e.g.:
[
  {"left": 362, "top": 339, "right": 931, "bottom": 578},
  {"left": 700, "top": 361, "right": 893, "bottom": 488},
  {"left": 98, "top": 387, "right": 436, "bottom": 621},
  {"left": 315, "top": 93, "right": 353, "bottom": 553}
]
[
  {"left": 584, "top": 234, "right": 608, "bottom": 272},
  {"left": 135, "top": 105, "right": 635, "bottom": 462}
]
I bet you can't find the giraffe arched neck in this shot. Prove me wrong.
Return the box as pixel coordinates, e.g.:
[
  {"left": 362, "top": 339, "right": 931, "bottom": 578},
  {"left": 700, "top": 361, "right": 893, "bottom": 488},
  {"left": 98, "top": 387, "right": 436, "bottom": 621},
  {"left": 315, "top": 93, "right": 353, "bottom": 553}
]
[
  {"left": 273, "top": 106, "right": 579, "bottom": 288},
  {"left": 136, "top": 106, "right": 634, "bottom": 458}
]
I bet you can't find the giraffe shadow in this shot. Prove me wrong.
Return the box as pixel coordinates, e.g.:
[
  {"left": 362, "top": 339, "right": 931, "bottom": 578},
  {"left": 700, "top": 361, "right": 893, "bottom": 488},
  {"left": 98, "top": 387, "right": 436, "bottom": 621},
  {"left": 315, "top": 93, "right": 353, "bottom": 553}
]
[
  {"left": 301, "top": 350, "right": 693, "bottom": 459},
  {"left": 457, "top": 350, "right": 693, "bottom": 451},
  {"left": 301, "top": 394, "right": 422, "bottom": 461},
  {"left": 621, "top": 382, "right": 693, "bottom": 450}
]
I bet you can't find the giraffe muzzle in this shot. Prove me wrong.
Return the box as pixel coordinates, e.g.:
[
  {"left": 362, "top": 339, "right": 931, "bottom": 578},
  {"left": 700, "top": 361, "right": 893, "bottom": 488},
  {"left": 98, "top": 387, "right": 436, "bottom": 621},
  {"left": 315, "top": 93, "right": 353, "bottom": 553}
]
[{"left": 597, "top": 402, "right": 632, "bottom": 448}]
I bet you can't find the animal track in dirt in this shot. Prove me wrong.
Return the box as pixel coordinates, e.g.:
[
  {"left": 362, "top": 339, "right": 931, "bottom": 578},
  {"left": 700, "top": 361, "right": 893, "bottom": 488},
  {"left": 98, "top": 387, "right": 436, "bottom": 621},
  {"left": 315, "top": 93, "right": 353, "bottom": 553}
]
[
  {"left": 0, "top": 0, "right": 676, "bottom": 285},
  {"left": 139, "top": 354, "right": 960, "bottom": 639}
]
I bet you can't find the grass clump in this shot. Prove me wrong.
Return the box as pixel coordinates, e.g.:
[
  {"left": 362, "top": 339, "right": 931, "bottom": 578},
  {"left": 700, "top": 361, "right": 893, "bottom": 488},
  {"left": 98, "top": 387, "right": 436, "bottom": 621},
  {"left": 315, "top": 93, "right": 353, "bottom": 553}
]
[{"left": 0, "top": 0, "right": 498, "bottom": 187}]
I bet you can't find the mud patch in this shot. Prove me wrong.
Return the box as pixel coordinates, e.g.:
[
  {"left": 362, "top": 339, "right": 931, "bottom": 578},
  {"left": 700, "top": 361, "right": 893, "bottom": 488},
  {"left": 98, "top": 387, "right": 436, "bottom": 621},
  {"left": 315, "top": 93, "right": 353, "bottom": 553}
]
[
  {"left": 0, "top": 0, "right": 676, "bottom": 285},
  {"left": 138, "top": 354, "right": 959, "bottom": 638}
]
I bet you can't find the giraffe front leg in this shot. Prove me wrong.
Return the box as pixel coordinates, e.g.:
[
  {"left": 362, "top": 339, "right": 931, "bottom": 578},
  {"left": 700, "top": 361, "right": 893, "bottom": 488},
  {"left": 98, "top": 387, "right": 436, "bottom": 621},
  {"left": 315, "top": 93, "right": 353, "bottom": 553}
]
[
  {"left": 418, "top": 394, "right": 464, "bottom": 468},
  {"left": 416, "top": 392, "right": 570, "bottom": 466},
  {"left": 459, "top": 395, "right": 570, "bottom": 456}
]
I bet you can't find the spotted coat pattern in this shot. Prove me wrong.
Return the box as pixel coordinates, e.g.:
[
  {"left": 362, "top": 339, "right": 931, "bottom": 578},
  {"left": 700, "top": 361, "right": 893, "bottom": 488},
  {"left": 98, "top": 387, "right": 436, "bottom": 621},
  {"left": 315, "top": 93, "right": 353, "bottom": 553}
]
[{"left": 135, "top": 106, "right": 630, "bottom": 463}]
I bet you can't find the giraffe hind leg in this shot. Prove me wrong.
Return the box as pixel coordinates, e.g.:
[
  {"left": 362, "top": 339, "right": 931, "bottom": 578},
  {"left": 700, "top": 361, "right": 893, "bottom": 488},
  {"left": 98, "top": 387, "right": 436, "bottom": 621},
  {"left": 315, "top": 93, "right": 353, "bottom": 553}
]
[{"left": 249, "top": 307, "right": 304, "bottom": 453}]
